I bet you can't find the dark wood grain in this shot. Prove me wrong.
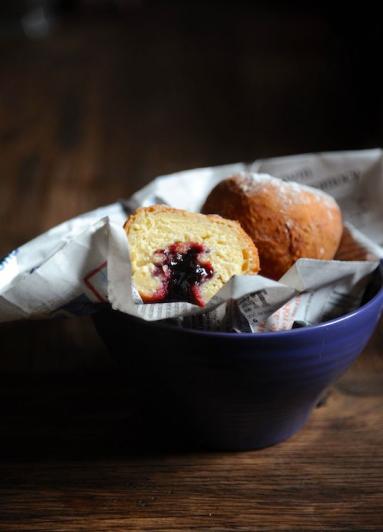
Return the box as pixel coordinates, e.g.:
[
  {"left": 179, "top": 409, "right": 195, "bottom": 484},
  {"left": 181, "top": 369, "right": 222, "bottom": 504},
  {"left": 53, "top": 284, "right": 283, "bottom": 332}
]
[
  {"left": 0, "top": 334, "right": 382, "bottom": 531},
  {"left": 0, "top": 7, "right": 383, "bottom": 531}
]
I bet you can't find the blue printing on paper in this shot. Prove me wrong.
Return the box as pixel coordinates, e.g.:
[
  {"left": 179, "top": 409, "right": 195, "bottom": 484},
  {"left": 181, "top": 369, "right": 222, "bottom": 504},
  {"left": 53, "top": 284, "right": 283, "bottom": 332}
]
[{"left": 0, "top": 249, "right": 18, "bottom": 272}]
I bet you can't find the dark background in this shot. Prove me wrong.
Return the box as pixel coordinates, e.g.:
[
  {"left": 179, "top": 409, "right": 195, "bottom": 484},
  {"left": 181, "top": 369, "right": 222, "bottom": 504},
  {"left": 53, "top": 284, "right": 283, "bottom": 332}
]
[
  {"left": 0, "top": 5, "right": 381, "bottom": 372},
  {"left": 1, "top": 2, "right": 383, "bottom": 372},
  {"left": 1, "top": 4, "right": 383, "bottom": 530},
  {"left": 1, "top": 2, "right": 383, "bottom": 249}
]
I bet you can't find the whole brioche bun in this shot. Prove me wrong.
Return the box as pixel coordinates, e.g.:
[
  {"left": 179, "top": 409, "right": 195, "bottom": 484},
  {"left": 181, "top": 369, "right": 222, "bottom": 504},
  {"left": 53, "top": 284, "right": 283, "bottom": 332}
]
[
  {"left": 202, "top": 173, "right": 343, "bottom": 280},
  {"left": 124, "top": 205, "right": 259, "bottom": 306}
]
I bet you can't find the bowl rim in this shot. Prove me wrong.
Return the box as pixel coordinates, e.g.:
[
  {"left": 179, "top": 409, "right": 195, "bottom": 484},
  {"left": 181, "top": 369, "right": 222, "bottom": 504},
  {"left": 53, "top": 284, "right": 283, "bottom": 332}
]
[{"left": 110, "top": 278, "right": 383, "bottom": 340}]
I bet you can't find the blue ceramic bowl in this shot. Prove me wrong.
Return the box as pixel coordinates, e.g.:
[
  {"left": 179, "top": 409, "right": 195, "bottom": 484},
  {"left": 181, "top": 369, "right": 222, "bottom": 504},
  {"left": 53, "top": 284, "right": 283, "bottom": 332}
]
[{"left": 93, "top": 262, "right": 383, "bottom": 451}]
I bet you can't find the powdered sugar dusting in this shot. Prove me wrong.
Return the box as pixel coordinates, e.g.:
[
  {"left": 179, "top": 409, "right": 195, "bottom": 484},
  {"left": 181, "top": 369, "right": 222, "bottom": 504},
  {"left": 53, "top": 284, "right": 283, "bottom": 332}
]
[{"left": 234, "top": 172, "right": 337, "bottom": 209}]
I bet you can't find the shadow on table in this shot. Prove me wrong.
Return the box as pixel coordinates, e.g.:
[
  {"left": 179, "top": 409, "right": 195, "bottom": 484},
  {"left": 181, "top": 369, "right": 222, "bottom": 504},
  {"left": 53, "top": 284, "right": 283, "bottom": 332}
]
[{"left": 0, "top": 371, "right": 206, "bottom": 461}]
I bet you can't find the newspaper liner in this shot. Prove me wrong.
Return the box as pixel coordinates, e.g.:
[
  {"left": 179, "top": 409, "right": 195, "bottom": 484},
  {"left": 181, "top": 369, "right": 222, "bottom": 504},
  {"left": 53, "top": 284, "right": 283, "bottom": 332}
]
[{"left": 0, "top": 149, "right": 382, "bottom": 331}]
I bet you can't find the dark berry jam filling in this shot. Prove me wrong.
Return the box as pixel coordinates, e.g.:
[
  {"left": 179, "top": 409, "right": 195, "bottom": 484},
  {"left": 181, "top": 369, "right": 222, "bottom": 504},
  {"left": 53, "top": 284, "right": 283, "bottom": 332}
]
[{"left": 148, "top": 242, "right": 214, "bottom": 307}]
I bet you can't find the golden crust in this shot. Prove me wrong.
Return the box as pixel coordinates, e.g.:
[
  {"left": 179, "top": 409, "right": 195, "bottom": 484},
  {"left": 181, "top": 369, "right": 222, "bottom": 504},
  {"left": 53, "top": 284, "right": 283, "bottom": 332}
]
[
  {"left": 202, "top": 174, "right": 343, "bottom": 280},
  {"left": 335, "top": 226, "right": 378, "bottom": 262}
]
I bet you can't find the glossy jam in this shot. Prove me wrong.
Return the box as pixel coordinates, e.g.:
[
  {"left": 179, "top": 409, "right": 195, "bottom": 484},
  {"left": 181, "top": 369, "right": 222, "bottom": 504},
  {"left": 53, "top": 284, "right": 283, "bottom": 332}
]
[{"left": 147, "top": 242, "right": 214, "bottom": 306}]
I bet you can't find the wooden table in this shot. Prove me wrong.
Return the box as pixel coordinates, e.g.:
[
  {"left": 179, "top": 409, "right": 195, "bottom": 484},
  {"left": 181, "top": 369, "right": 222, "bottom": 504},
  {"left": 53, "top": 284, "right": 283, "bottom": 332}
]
[{"left": 1, "top": 8, "right": 383, "bottom": 530}]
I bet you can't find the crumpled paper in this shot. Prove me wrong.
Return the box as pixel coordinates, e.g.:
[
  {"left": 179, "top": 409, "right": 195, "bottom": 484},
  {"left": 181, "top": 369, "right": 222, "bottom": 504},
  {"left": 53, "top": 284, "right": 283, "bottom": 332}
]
[{"left": 1, "top": 149, "right": 382, "bottom": 331}]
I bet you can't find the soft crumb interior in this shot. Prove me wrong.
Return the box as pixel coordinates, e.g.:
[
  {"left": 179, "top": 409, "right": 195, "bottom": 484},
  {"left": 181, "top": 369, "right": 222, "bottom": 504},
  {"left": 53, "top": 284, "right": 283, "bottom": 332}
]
[{"left": 127, "top": 209, "right": 252, "bottom": 303}]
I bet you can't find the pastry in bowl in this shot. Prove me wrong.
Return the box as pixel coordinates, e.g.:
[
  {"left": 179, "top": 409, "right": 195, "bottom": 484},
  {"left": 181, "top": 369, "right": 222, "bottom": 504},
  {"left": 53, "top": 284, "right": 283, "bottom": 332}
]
[
  {"left": 124, "top": 205, "right": 259, "bottom": 306},
  {"left": 202, "top": 173, "right": 343, "bottom": 280}
]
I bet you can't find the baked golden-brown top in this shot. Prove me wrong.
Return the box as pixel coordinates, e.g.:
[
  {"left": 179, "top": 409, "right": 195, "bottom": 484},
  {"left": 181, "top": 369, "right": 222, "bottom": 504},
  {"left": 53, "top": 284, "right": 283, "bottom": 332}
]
[{"left": 202, "top": 173, "right": 343, "bottom": 280}]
